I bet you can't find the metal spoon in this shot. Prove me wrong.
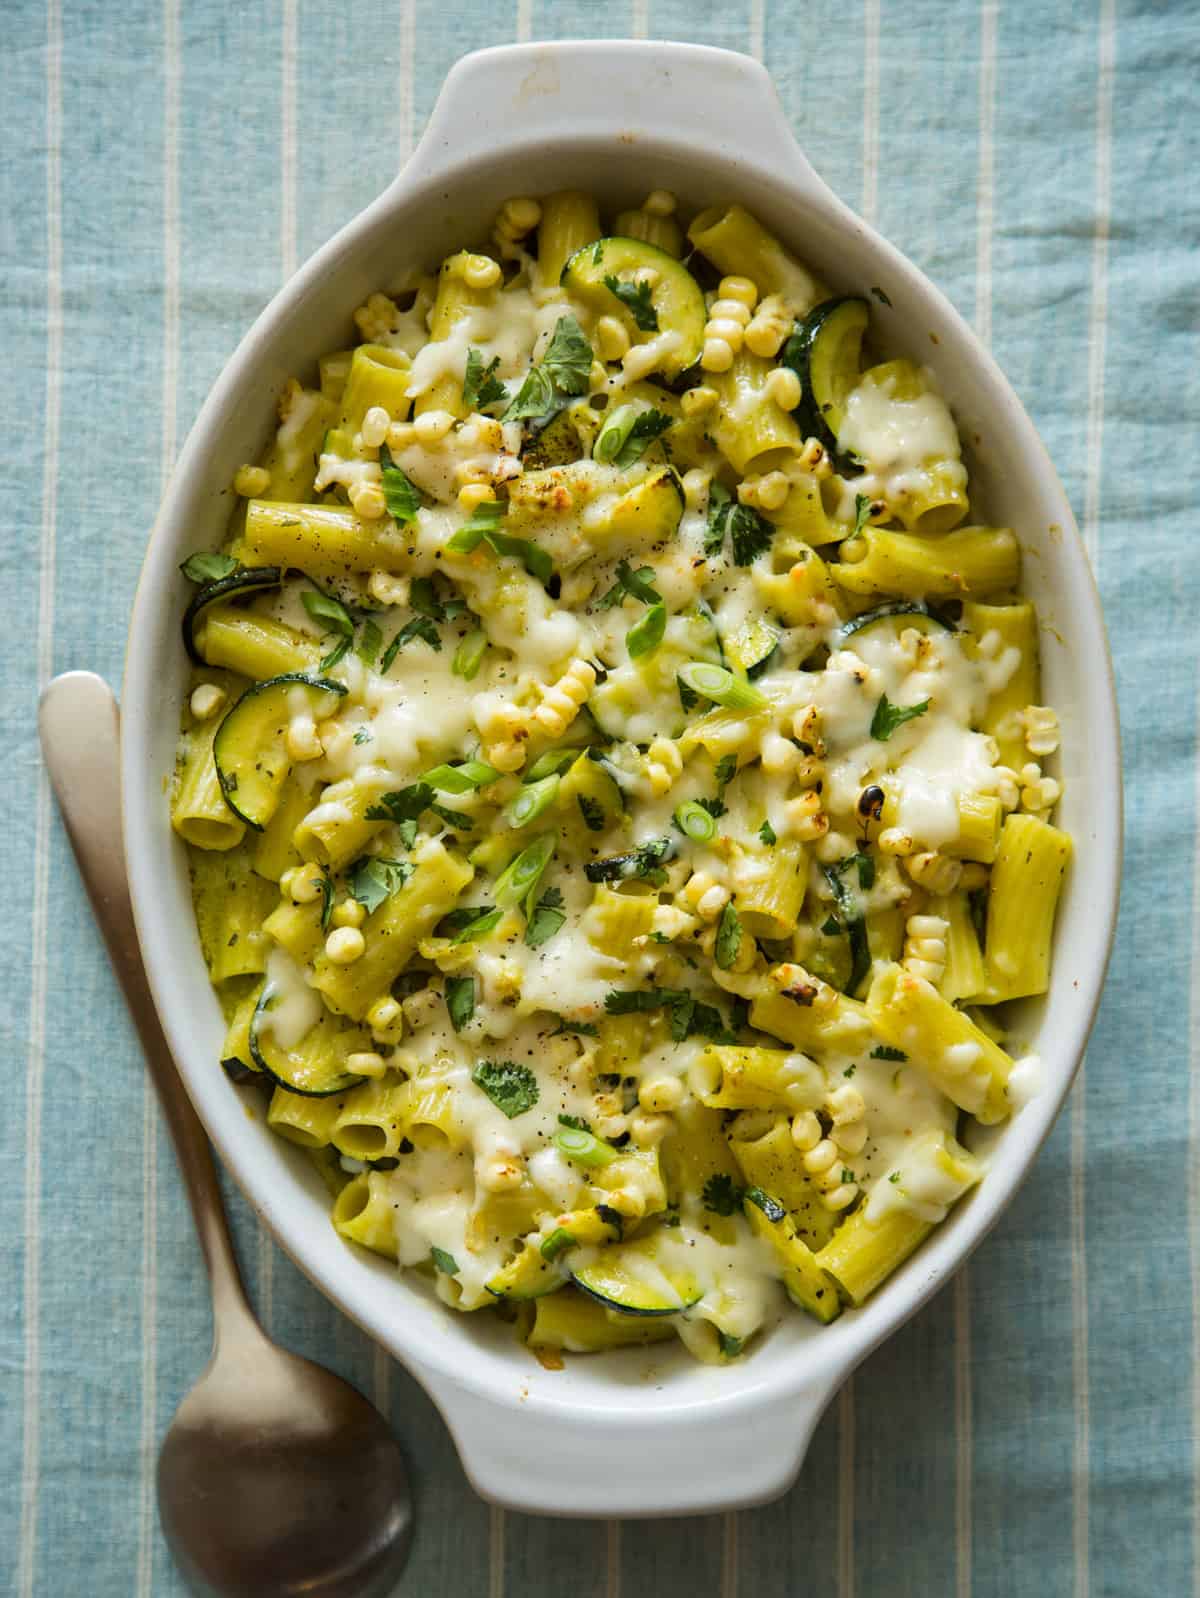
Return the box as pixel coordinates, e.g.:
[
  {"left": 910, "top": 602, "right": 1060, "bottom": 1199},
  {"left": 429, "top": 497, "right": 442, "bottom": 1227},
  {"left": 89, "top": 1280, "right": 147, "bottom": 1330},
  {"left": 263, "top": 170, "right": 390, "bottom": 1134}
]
[{"left": 38, "top": 672, "right": 414, "bottom": 1598}]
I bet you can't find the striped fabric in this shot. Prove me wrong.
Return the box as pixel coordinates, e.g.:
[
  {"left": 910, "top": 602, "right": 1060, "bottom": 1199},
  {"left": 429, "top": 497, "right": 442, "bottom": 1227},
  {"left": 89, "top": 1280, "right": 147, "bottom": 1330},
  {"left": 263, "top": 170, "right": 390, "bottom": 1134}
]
[{"left": 1, "top": 2, "right": 1192, "bottom": 1594}]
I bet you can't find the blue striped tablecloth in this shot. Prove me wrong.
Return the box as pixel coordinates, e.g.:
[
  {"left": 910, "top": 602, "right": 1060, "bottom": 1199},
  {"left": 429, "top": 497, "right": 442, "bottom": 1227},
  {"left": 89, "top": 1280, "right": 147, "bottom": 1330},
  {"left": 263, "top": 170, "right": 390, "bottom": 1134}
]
[{"left": 2, "top": 3, "right": 1193, "bottom": 1594}]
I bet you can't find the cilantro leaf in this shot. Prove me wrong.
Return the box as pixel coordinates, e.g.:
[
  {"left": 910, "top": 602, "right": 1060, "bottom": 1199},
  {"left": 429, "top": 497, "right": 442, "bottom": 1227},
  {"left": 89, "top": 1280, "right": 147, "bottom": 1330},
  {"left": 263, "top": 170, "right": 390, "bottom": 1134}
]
[
  {"left": 611, "top": 408, "right": 672, "bottom": 468},
  {"left": 379, "top": 614, "right": 441, "bottom": 671},
  {"left": 318, "top": 872, "right": 334, "bottom": 931},
  {"left": 584, "top": 837, "right": 675, "bottom": 884},
  {"left": 347, "top": 856, "right": 413, "bottom": 914},
  {"left": 596, "top": 559, "right": 662, "bottom": 610},
  {"left": 463, "top": 347, "right": 506, "bottom": 412},
  {"left": 728, "top": 503, "right": 774, "bottom": 566},
  {"left": 445, "top": 975, "right": 475, "bottom": 1032},
  {"left": 702, "top": 1173, "right": 745, "bottom": 1217},
  {"left": 852, "top": 492, "right": 873, "bottom": 538},
  {"left": 451, "top": 906, "right": 503, "bottom": 943},
  {"left": 430, "top": 1246, "right": 459, "bottom": 1275},
  {"left": 548, "top": 1016, "right": 599, "bottom": 1038},
  {"left": 502, "top": 315, "right": 593, "bottom": 423},
  {"left": 717, "top": 1331, "right": 744, "bottom": 1359},
  {"left": 759, "top": 819, "right": 777, "bottom": 845},
  {"left": 379, "top": 442, "right": 422, "bottom": 525},
  {"left": 180, "top": 551, "right": 237, "bottom": 583},
  {"left": 870, "top": 693, "right": 930, "bottom": 741},
  {"left": 364, "top": 782, "right": 433, "bottom": 824},
  {"left": 525, "top": 886, "right": 566, "bottom": 949},
  {"left": 714, "top": 753, "right": 738, "bottom": 793},
  {"left": 678, "top": 672, "right": 701, "bottom": 712},
  {"left": 302, "top": 588, "right": 355, "bottom": 638},
  {"left": 603, "top": 987, "right": 736, "bottom": 1044},
  {"left": 704, "top": 482, "right": 733, "bottom": 556},
  {"left": 471, "top": 1058, "right": 539, "bottom": 1118},
  {"left": 714, "top": 902, "right": 742, "bottom": 971},
  {"left": 604, "top": 274, "right": 659, "bottom": 332},
  {"left": 871, "top": 1044, "right": 907, "bottom": 1061}
]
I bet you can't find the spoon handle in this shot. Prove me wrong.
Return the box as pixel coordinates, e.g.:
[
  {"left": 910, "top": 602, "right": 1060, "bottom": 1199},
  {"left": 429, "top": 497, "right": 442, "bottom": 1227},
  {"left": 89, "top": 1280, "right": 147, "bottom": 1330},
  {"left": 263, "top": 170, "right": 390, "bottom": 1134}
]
[{"left": 38, "top": 671, "right": 258, "bottom": 1336}]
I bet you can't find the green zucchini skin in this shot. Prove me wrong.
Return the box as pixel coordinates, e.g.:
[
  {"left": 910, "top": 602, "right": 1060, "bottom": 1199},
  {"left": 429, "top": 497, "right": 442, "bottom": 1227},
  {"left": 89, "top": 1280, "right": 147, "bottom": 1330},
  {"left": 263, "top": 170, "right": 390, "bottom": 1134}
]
[
  {"left": 835, "top": 600, "right": 958, "bottom": 644},
  {"left": 248, "top": 987, "right": 360, "bottom": 1098},
  {"left": 213, "top": 671, "right": 347, "bottom": 830},
  {"left": 181, "top": 566, "right": 283, "bottom": 663},
  {"left": 781, "top": 296, "right": 870, "bottom": 455},
  {"left": 561, "top": 237, "right": 706, "bottom": 378}
]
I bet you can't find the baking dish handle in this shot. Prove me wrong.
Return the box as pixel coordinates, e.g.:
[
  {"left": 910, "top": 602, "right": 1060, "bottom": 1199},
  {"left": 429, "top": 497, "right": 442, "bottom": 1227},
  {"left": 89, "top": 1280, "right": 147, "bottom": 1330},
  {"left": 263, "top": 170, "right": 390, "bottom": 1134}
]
[
  {"left": 424, "top": 1372, "right": 837, "bottom": 1517},
  {"left": 402, "top": 41, "right": 820, "bottom": 193}
]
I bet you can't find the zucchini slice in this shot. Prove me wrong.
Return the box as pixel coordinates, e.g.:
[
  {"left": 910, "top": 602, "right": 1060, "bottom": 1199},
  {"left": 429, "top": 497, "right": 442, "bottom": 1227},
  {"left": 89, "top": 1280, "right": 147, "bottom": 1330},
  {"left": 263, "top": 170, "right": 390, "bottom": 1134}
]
[
  {"left": 602, "top": 466, "right": 685, "bottom": 551},
  {"left": 589, "top": 603, "right": 722, "bottom": 742},
  {"left": 486, "top": 1206, "right": 623, "bottom": 1301},
  {"left": 561, "top": 238, "right": 706, "bottom": 378},
  {"left": 836, "top": 600, "right": 957, "bottom": 645},
  {"left": 182, "top": 566, "right": 283, "bottom": 663},
  {"left": 721, "top": 617, "right": 780, "bottom": 678},
  {"left": 782, "top": 296, "right": 870, "bottom": 453},
  {"left": 248, "top": 987, "right": 368, "bottom": 1097},
  {"left": 743, "top": 1186, "right": 841, "bottom": 1324},
  {"left": 213, "top": 672, "right": 347, "bottom": 830},
  {"left": 572, "top": 1233, "right": 704, "bottom": 1317}
]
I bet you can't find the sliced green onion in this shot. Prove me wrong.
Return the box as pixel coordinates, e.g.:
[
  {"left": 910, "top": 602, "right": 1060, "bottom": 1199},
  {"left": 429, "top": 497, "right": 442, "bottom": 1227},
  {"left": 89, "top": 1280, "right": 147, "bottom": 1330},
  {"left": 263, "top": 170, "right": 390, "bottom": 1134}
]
[
  {"left": 592, "top": 403, "right": 638, "bottom": 464},
  {"left": 677, "top": 662, "right": 768, "bottom": 712},
  {"left": 494, "top": 833, "right": 555, "bottom": 909},
  {"left": 446, "top": 499, "right": 506, "bottom": 553},
  {"left": 553, "top": 1125, "right": 618, "bottom": 1167},
  {"left": 539, "top": 1227, "right": 576, "bottom": 1262},
  {"left": 504, "top": 774, "right": 560, "bottom": 828},
  {"left": 525, "top": 747, "right": 583, "bottom": 782},
  {"left": 452, "top": 628, "right": 488, "bottom": 680},
  {"left": 451, "top": 906, "right": 504, "bottom": 944},
  {"left": 626, "top": 601, "right": 667, "bottom": 660},
  {"left": 675, "top": 801, "right": 717, "bottom": 843},
  {"left": 423, "top": 758, "right": 499, "bottom": 793}
]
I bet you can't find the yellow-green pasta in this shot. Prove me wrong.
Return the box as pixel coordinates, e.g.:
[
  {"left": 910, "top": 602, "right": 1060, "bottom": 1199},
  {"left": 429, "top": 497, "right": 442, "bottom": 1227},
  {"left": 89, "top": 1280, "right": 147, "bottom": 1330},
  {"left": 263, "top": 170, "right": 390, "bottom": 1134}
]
[{"left": 174, "top": 188, "right": 1069, "bottom": 1366}]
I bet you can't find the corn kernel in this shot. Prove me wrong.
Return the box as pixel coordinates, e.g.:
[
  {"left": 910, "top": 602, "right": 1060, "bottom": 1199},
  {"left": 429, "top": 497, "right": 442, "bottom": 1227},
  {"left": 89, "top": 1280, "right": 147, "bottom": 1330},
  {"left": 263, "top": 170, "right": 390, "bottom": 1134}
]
[
  {"left": 233, "top": 464, "right": 270, "bottom": 498},
  {"left": 345, "top": 1051, "right": 387, "bottom": 1078},
  {"left": 348, "top": 481, "right": 386, "bottom": 521},
  {"left": 457, "top": 482, "right": 496, "bottom": 511},
  {"left": 803, "top": 1138, "right": 838, "bottom": 1175},
  {"left": 595, "top": 315, "right": 631, "bottom": 362},
  {"left": 332, "top": 898, "right": 366, "bottom": 929},
  {"left": 366, "top": 996, "right": 404, "bottom": 1041},
  {"left": 701, "top": 337, "right": 734, "bottom": 373},
  {"left": 791, "top": 1110, "right": 822, "bottom": 1151},
  {"left": 413, "top": 409, "right": 456, "bottom": 444},
  {"left": 368, "top": 570, "right": 409, "bottom": 607},
  {"left": 285, "top": 867, "right": 325, "bottom": 905},
  {"left": 285, "top": 717, "right": 324, "bottom": 763},
  {"left": 324, "top": 927, "right": 366, "bottom": 964},
  {"left": 639, "top": 1074, "right": 684, "bottom": 1113},
  {"left": 680, "top": 385, "right": 718, "bottom": 418},
  {"left": 359, "top": 406, "right": 390, "bottom": 448},
  {"left": 463, "top": 255, "right": 502, "bottom": 290},
  {"left": 643, "top": 189, "right": 678, "bottom": 217},
  {"left": 717, "top": 275, "right": 758, "bottom": 309},
  {"left": 765, "top": 366, "right": 802, "bottom": 410},
  {"left": 189, "top": 683, "right": 226, "bottom": 721}
]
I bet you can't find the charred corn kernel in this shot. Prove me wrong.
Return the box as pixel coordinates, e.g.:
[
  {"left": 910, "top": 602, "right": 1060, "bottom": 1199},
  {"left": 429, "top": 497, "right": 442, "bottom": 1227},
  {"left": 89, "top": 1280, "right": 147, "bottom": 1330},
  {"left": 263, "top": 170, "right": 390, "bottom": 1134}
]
[
  {"left": 359, "top": 406, "right": 391, "bottom": 448},
  {"left": 783, "top": 789, "right": 828, "bottom": 842},
  {"left": 803, "top": 1138, "right": 838, "bottom": 1176},
  {"left": 368, "top": 570, "right": 409, "bottom": 607},
  {"left": 958, "top": 862, "right": 990, "bottom": 891},
  {"left": 413, "top": 409, "right": 456, "bottom": 445},
  {"left": 1022, "top": 706, "right": 1059, "bottom": 756},
  {"left": 345, "top": 1051, "right": 387, "bottom": 1078},
  {"left": 325, "top": 926, "right": 365, "bottom": 964},
  {"left": 285, "top": 717, "right": 324, "bottom": 763},
  {"left": 457, "top": 482, "right": 496, "bottom": 511},
  {"left": 331, "top": 898, "right": 366, "bottom": 930},
  {"left": 681, "top": 468, "right": 711, "bottom": 511},
  {"left": 739, "top": 470, "right": 789, "bottom": 512},
  {"left": 189, "top": 683, "right": 226, "bottom": 721},
  {"left": 234, "top": 463, "right": 270, "bottom": 497},
  {"left": 821, "top": 1183, "right": 858, "bottom": 1213},
  {"left": 904, "top": 851, "right": 962, "bottom": 895},
  {"left": 644, "top": 189, "right": 678, "bottom": 217},
  {"left": 354, "top": 292, "right": 398, "bottom": 342},
  {"left": 765, "top": 366, "right": 802, "bottom": 410},
  {"left": 680, "top": 384, "right": 718, "bottom": 417},
  {"left": 701, "top": 336, "right": 735, "bottom": 374},
  {"left": 463, "top": 255, "right": 502, "bottom": 290},
  {"left": 348, "top": 480, "right": 387, "bottom": 521},
  {"left": 828, "top": 1084, "right": 865, "bottom": 1124},
  {"left": 791, "top": 705, "right": 825, "bottom": 754},
  {"left": 683, "top": 869, "right": 729, "bottom": 922},
  {"left": 796, "top": 435, "right": 833, "bottom": 477},
  {"left": 595, "top": 315, "right": 631, "bottom": 361},
  {"left": 493, "top": 195, "right": 542, "bottom": 256},
  {"left": 743, "top": 293, "right": 791, "bottom": 358},
  {"left": 833, "top": 1120, "right": 868, "bottom": 1156},
  {"left": 485, "top": 739, "right": 526, "bottom": 773},
  {"left": 366, "top": 996, "right": 404, "bottom": 1042},
  {"left": 630, "top": 1113, "right": 671, "bottom": 1148},
  {"left": 638, "top": 1074, "right": 684, "bottom": 1113},
  {"left": 533, "top": 659, "right": 596, "bottom": 736},
  {"left": 717, "top": 275, "right": 758, "bottom": 310},
  {"left": 878, "top": 825, "right": 916, "bottom": 856},
  {"left": 902, "top": 913, "right": 949, "bottom": 985},
  {"left": 386, "top": 420, "right": 416, "bottom": 450},
  {"left": 476, "top": 1153, "right": 525, "bottom": 1194},
  {"left": 791, "top": 1110, "right": 822, "bottom": 1152}
]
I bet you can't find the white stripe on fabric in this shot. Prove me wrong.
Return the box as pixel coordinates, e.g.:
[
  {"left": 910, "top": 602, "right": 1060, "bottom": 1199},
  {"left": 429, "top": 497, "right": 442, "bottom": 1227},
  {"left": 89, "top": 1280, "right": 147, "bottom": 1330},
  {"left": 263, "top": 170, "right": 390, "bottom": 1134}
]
[
  {"left": 630, "top": 0, "right": 648, "bottom": 38},
  {"left": 1072, "top": 8, "right": 1115, "bottom": 1595},
  {"left": 489, "top": 1503, "right": 505, "bottom": 1598},
  {"left": 721, "top": 1510, "right": 738, "bottom": 1598},
  {"left": 606, "top": 1520, "right": 621, "bottom": 1598},
  {"left": 748, "top": 0, "right": 765, "bottom": 62},
  {"left": 16, "top": 2, "right": 62, "bottom": 1592},
  {"left": 399, "top": 0, "right": 416, "bottom": 160},
  {"left": 860, "top": 0, "right": 880, "bottom": 225},
  {"left": 516, "top": 0, "right": 533, "bottom": 44},
  {"left": 1192, "top": 655, "right": 1200, "bottom": 1598},
  {"left": 838, "top": 1379, "right": 855, "bottom": 1598},
  {"left": 281, "top": 0, "right": 297, "bottom": 281}
]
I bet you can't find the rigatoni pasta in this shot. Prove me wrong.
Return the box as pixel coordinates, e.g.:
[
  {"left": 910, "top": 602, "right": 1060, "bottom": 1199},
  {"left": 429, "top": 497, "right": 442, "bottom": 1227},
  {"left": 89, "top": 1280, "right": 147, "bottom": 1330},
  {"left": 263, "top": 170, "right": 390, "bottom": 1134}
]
[{"left": 171, "top": 186, "right": 1070, "bottom": 1366}]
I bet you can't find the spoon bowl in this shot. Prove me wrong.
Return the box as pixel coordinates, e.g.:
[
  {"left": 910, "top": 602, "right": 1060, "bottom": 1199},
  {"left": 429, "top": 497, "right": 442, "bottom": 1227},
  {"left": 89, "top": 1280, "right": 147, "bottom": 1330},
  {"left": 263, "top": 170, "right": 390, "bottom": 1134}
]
[{"left": 38, "top": 671, "right": 413, "bottom": 1598}]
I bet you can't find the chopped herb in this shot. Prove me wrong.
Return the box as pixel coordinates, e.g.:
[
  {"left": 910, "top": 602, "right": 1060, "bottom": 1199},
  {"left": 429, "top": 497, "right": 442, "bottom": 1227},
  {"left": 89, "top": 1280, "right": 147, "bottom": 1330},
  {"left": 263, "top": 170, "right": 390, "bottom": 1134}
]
[
  {"left": 843, "top": 1064, "right": 857, "bottom": 1078},
  {"left": 352, "top": 727, "right": 372, "bottom": 746},
  {"left": 743, "top": 1186, "right": 786, "bottom": 1223},
  {"left": 596, "top": 559, "right": 662, "bottom": 610},
  {"left": 871, "top": 1044, "right": 907, "bottom": 1061},
  {"left": 356, "top": 618, "right": 382, "bottom": 666},
  {"left": 180, "top": 551, "right": 238, "bottom": 583},
  {"left": 870, "top": 285, "right": 893, "bottom": 307},
  {"left": 379, "top": 614, "right": 441, "bottom": 672},
  {"left": 603, "top": 273, "right": 659, "bottom": 331},
  {"left": 318, "top": 872, "right": 334, "bottom": 931},
  {"left": 463, "top": 346, "right": 506, "bottom": 411},
  {"left": 871, "top": 692, "right": 930, "bottom": 741},
  {"left": 445, "top": 975, "right": 475, "bottom": 1032},
  {"left": 704, "top": 481, "right": 733, "bottom": 556},
  {"left": 451, "top": 906, "right": 503, "bottom": 943},
  {"left": 852, "top": 492, "right": 872, "bottom": 537},
  {"left": 584, "top": 837, "right": 675, "bottom": 885},
  {"left": 379, "top": 442, "right": 422, "bottom": 525},
  {"left": 423, "top": 758, "right": 498, "bottom": 793},
  {"left": 481, "top": 527, "right": 554, "bottom": 585},
  {"left": 409, "top": 576, "right": 447, "bottom": 620},
  {"left": 446, "top": 497, "right": 507, "bottom": 554},
  {"left": 364, "top": 782, "right": 433, "bottom": 825},
  {"left": 525, "top": 885, "right": 566, "bottom": 948},
  {"left": 539, "top": 1228, "right": 576, "bottom": 1262},
  {"left": 626, "top": 600, "right": 667, "bottom": 660},
  {"left": 557, "top": 1113, "right": 591, "bottom": 1132},
  {"left": 717, "top": 1331, "right": 744, "bottom": 1359},
  {"left": 594, "top": 403, "right": 671, "bottom": 467},
  {"left": 889, "top": 1170, "right": 901, "bottom": 1183},
  {"left": 728, "top": 503, "right": 774, "bottom": 566},
  {"left": 548, "top": 1016, "right": 599, "bottom": 1038},
  {"left": 714, "top": 754, "right": 738, "bottom": 792},
  {"left": 347, "top": 856, "right": 413, "bottom": 913},
  {"left": 395, "top": 819, "right": 418, "bottom": 849},
  {"left": 603, "top": 987, "right": 736, "bottom": 1044},
  {"left": 471, "top": 1058, "right": 538, "bottom": 1118},
  {"left": 431, "top": 800, "right": 471, "bottom": 831},
  {"left": 714, "top": 902, "right": 742, "bottom": 970},
  {"left": 430, "top": 1246, "right": 459, "bottom": 1275},
  {"left": 841, "top": 1168, "right": 856, "bottom": 1185},
  {"left": 320, "top": 636, "right": 351, "bottom": 672},
  {"left": 759, "top": 819, "right": 777, "bottom": 845},
  {"left": 702, "top": 1173, "right": 745, "bottom": 1217},
  {"left": 577, "top": 794, "right": 606, "bottom": 832},
  {"left": 502, "top": 314, "right": 593, "bottom": 424},
  {"left": 677, "top": 672, "right": 701, "bottom": 712},
  {"left": 452, "top": 627, "right": 487, "bottom": 680},
  {"left": 302, "top": 588, "right": 355, "bottom": 639}
]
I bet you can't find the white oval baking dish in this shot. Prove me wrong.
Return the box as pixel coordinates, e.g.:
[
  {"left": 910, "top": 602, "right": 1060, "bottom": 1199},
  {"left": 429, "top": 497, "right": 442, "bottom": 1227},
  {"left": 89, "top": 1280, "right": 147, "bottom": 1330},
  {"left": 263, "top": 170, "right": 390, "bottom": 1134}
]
[{"left": 122, "top": 40, "right": 1121, "bottom": 1518}]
